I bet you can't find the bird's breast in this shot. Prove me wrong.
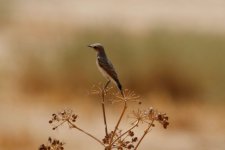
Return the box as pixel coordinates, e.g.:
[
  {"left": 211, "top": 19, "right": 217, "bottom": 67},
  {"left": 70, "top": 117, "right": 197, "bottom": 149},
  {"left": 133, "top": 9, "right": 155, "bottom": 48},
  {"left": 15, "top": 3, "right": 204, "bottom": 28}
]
[{"left": 96, "top": 59, "right": 111, "bottom": 80}]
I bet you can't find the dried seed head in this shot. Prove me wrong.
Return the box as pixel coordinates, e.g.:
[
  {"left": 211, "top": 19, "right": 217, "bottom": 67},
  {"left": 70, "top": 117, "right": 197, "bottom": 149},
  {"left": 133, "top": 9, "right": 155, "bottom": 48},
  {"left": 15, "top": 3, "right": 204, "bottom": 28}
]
[
  {"left": 132, "top": 137, "right": 138, "bottom": 142},
  {"left": 110, "top": 89, "right": 141, "bottom": 104},
  {"left": 127, "top": 144, "right": 134, "bottom": 149},
  {"left": 39, "top": 137, "right": 64, "bottom": 150},
  {"left": 89, "top": 83, "right": 113, "bottom": 96},
  {"left": 128, "top": 131, "right": 134, "bottom": 137},
  {"left": 131, "top": 107, "right": 169, "bottom": 129},
  {"left": 49, "top": 108, "right": 78, "bottom": 130},
  {"left": 129, "top": 109, "right": 146, "bottom": 123}
]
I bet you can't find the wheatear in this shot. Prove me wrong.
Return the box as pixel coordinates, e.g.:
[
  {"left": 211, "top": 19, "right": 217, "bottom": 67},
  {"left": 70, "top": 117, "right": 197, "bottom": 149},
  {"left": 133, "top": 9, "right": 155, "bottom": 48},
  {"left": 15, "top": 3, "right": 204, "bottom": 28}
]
[{"left": 88, "top": 43, "right": 124, "bottom": 96}]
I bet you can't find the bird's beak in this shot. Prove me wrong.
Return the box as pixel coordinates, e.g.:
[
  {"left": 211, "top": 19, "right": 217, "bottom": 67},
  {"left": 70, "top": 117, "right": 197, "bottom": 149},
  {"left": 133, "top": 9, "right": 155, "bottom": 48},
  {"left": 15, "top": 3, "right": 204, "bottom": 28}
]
[{"left": 88, "top": 44, "right": 93, "bottom": 48}]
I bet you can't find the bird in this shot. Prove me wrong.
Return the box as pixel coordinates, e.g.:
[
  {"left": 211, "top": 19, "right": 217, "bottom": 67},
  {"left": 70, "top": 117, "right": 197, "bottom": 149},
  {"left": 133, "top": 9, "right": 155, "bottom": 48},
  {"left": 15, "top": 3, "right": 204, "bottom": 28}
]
[{"left": 88, "top": 43, "right": 124, "bottom": 97}]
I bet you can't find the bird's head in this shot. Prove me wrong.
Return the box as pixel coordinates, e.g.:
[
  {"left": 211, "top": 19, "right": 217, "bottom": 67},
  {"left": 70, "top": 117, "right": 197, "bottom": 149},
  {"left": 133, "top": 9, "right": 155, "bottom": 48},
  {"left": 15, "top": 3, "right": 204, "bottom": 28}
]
[{"left": 88, "top": 43, "right": 104, "bottom": 52}]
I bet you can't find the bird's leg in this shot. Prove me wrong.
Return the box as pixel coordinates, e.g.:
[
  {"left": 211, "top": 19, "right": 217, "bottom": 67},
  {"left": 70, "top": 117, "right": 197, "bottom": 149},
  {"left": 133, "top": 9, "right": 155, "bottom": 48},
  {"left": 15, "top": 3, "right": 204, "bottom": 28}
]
[
  {"left": 104, "top": 80, "right": 111, "bottom": 94},
  {"left": 101, "top": 80, "right": 110, "bottom": 137}
]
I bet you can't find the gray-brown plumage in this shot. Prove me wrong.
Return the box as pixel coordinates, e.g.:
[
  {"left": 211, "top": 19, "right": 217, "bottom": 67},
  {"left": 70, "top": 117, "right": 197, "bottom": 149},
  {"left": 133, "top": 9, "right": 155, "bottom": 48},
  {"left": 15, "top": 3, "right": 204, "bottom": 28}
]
[{"left": 88, "top": 43, "right": 123, "bottom": 96}]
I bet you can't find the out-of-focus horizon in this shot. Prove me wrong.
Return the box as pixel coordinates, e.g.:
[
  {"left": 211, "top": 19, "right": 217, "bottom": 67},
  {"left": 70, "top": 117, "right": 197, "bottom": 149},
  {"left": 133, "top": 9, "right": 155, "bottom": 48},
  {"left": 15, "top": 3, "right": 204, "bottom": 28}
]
[{"left": 1, "top": 0, "right": 225, "bottom": 150}]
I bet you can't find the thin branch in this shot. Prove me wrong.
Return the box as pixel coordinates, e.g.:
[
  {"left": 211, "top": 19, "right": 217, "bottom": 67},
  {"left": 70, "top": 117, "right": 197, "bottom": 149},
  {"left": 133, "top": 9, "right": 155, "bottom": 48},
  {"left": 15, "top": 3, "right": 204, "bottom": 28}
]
[
  {"left": 134, "top": 120, "right": 155, "bottom": 150},
  {"left": 67, "top": 120, "right": 104, "bottom": 146},
  {"left": 104, "top": 80, "right": 111, "bottom": 90},
  {"left": 52, "top": 120, "right": 66, "bottom": 130},
  {"left": 109, "top": 101, "right": 127, "bottom": 148},
  {"left": 121, "top": 134, "right": 129, "bottom": 144},
  {"left": 112, "top": 120, "right": 139, "bottom": 145},
  {"left": 102, "top": 80, "right": 110, "bottom": 136}
]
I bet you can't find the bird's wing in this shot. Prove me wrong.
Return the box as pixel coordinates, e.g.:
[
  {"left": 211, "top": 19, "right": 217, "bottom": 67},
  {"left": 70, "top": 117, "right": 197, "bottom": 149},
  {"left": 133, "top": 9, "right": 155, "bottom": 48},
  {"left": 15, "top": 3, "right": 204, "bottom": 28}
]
[{"left": 97, "top": 57, "right": 119, "bottom": 81}]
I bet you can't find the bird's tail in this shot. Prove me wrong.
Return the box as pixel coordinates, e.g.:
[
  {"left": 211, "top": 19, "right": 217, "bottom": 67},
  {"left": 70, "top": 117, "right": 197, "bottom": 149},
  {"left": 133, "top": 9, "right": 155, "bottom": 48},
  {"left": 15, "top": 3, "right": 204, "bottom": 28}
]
[{"left": 116, "top": 81, "right": 124, "bottom": 97}]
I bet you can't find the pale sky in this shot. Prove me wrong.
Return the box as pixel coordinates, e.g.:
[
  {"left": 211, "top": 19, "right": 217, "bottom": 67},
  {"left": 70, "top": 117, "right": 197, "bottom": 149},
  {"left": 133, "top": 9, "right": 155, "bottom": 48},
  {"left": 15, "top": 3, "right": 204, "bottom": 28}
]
[{"left": 9, "top": 0, "right": 225, "bottom": 32}]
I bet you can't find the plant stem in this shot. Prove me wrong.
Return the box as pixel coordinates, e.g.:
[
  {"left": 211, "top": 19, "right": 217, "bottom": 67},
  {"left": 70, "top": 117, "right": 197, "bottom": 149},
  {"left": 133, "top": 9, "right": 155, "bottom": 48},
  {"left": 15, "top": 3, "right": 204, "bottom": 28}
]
[
  {"left": 68, "top": 121, "right": 104, "bottom": 146},
  {"left": 102, "top": 90, "right": 108, "bottom": 137},
  {"left": 109, "top": 101, "right": 127, "bottom": 148},
  {"left": 134, "top": 120, "right": 154, "bottom": 150},
  {"left": 102, "top": 80, "right": 110, "bottom": 136},
  {"left": 112, "top": 120, "right": 139, "bottom": 145}
]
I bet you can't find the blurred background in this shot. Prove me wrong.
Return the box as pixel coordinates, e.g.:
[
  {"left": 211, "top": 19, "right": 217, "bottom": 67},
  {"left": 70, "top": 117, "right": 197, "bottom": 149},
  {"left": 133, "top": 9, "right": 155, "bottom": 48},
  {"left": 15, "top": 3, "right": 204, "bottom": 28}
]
[{"left": 0, "top": 0, "right": 225, "bottom": 149}]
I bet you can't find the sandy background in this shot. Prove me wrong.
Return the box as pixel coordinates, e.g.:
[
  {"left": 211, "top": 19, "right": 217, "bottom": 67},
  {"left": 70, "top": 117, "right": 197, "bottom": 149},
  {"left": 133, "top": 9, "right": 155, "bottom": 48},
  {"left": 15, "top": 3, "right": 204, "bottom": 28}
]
[{"left": 0, "top": 0, "right": 225, "bottom": 149}]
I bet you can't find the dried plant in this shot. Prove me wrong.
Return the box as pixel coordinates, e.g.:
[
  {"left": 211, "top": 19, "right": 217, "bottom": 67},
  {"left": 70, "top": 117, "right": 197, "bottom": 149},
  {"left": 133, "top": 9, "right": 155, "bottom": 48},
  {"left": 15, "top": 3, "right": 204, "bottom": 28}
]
[
  {"left": 39, "top": 137, "right": 64, "bottom": 150},
  {"left": 39, "top": 83, "right": 169, "bottom": 149}
]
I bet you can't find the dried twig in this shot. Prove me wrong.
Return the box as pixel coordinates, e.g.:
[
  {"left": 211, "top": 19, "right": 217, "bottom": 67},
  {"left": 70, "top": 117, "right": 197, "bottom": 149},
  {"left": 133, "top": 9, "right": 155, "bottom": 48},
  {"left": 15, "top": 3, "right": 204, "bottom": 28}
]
[{"left": 40, "top": 85, "right": 169, "bottom": 150}]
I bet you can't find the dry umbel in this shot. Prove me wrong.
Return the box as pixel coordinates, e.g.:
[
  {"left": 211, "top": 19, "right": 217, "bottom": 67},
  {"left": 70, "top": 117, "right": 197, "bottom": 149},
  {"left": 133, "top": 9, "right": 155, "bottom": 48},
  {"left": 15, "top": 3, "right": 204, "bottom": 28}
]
[
  {"left": 39, "top": 84, "right": 169, "bottom": 150},
  {"left": 39, "top": 137, "right": 64, "bottom": 150}
]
